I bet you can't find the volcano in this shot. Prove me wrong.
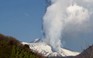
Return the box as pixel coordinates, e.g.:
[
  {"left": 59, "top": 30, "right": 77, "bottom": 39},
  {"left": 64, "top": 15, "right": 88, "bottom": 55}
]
[{"left": 22, "top": 41, "right": 80, "bottom": 57}]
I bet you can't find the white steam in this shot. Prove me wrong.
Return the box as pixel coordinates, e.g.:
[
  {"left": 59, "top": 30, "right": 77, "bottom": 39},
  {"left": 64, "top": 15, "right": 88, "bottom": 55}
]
[
  {"left": 66, "top": 4, "right": 89, "bottom": 24},
  {"left": 43, "top": 0, "right": 92, "bottom": 52}
]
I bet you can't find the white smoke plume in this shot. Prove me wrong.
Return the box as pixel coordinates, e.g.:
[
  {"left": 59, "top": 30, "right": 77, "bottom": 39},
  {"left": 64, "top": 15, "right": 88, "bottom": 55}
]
[{"left": 43, "top": 0, "right": 92, "bottom": 52}]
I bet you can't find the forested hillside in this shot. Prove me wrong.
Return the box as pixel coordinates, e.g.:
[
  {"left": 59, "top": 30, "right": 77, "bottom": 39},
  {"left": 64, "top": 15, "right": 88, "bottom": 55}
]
[{"left": 0, "top": 34, "right": 45, "bottom": 58}]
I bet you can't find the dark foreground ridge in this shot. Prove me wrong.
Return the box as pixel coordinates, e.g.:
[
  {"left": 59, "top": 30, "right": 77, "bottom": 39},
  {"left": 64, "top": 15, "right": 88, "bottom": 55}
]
[
  {"left": 0, "top": 34, "right": 45, "bottom": 58},
  {"left": 75, "top": 45, "right": 93, "bottom": 58}
]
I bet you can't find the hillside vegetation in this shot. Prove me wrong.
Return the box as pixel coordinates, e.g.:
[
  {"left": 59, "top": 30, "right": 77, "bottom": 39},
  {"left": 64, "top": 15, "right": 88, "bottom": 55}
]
[{"left": 0, "top": 34, "right": 45, "bottom": 58}]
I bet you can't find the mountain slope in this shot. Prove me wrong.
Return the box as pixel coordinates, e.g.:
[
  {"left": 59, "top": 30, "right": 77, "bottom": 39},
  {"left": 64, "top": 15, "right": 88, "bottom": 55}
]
[
  {"left": 0, "top": 34, "right": 45, "bottom": 58},
  {"left": 75, "top": 45, "right": 93, "bottom": 58},
  {"left": 22, "top": 41, "right": 80, "bottom": 57}
]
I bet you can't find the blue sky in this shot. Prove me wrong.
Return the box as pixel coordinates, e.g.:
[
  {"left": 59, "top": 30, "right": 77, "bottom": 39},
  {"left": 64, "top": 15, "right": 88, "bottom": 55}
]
[{"left": 0, "top": 0, "right": 46, "bottom": 42}]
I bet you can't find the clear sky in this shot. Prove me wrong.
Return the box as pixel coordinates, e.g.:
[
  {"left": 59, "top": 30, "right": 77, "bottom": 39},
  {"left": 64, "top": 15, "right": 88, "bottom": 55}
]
[{"left": 0, "top": 0, "right": 46, "bottom": 42}]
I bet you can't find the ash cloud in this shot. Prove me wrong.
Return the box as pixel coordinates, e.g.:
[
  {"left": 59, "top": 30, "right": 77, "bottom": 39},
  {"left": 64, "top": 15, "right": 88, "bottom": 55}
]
[{"left": 42, "top": 0, "right": 93, "bottom": 52}]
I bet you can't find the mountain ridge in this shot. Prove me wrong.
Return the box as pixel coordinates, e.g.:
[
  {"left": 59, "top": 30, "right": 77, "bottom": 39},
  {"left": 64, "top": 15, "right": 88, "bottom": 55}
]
[
  {"left": 0, "top": 34, "right": 93, "bottom": 58},
  {"left": 22, "top": 41, "right": 80, "bottom": 57}
]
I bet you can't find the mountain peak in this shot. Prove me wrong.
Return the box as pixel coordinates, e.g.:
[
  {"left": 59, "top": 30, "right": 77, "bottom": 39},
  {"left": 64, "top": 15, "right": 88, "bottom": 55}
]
[{"left": 22, "top": 42, "right": 80, "bottom": 57}]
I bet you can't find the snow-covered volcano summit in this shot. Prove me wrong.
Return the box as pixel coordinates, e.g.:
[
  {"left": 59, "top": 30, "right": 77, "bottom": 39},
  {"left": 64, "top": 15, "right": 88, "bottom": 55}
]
[{"left": 22, "top": 41, "right": 80, "bottom": 57}]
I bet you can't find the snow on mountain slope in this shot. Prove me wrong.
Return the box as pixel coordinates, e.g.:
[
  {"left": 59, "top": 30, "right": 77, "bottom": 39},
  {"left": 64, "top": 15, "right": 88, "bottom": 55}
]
[{"left": 22, "top": 42, "right": 80, "bottom": 57}]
